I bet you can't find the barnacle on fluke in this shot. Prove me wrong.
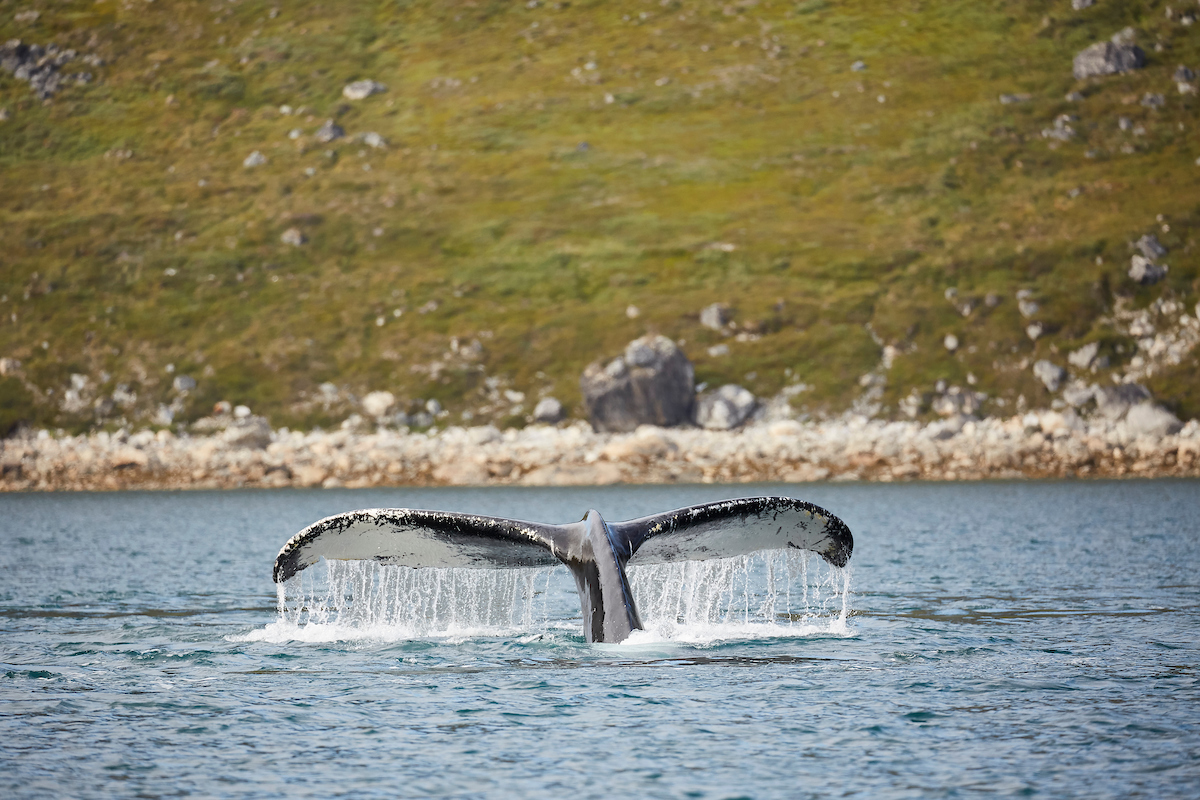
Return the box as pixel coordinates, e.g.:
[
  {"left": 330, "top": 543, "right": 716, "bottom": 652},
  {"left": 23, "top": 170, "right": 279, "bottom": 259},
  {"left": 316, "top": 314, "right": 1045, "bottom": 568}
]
[{"left": 273, "top": 496, "right": 853, "bottom": 643}]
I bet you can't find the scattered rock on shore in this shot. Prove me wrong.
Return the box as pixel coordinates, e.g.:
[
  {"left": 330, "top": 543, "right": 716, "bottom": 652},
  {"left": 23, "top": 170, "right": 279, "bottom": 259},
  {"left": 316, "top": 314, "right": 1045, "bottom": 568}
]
[
  {"left": 695, "top": 384, "right": 757, "bottom": 430},
  {"left": 362, "top": 391, "right": 395, "bottom": 418},
  {"left": 533, "top": 397, "right": 564, "bottom": 423},
  {"left": 1125, "top": 402, "right": 1182, "bottom": 438},
  {"left": 221, "top": 416, "right": 272, "bottom": 449}
]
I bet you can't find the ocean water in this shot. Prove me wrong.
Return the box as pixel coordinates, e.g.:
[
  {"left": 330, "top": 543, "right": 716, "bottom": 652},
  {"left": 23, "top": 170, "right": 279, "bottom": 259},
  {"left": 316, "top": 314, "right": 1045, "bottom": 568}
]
[{"left": 1, "top": 481, "right": 1198, "bottom": 799}]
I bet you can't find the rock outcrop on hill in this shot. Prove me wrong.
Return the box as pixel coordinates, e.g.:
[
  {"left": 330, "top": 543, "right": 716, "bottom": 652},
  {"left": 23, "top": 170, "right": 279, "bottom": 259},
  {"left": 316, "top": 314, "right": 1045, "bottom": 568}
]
[{"left": 1073, "top": 38, "right": 1146, "bottom": 79}]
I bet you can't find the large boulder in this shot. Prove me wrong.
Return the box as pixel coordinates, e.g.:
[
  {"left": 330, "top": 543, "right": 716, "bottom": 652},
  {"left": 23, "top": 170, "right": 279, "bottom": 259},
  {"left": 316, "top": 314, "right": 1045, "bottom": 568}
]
[
  {"left": 1073, "top": 40, "right": 1146, "bottom": 80},
  {"left": 695, "top": 384, "right": 757, "bottom": 430},
  {"left": 1124, "top": 402, "right": 1182, "bottom": 438},
  {"left": 580, "top": 336, "right": 694, "bottom": 432}
]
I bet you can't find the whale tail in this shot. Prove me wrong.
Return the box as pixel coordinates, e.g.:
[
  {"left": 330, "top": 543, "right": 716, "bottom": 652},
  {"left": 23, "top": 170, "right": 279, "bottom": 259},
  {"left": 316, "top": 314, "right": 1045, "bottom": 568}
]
[{"left": 273, "top": 496, "right": 852, "bottom": 643}]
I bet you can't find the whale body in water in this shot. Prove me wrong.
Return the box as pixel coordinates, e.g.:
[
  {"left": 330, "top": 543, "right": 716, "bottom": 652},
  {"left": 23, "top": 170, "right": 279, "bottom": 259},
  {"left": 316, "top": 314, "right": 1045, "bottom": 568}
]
[{"left": 273, "top": 496, "right": 853, "bottom": 643}]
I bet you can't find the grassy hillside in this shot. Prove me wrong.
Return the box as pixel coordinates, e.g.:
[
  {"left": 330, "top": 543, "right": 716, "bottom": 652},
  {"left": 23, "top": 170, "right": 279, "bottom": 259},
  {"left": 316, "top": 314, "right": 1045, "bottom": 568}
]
[{"left": 2, "top": 0, "right": 1198, "bottom": 432}]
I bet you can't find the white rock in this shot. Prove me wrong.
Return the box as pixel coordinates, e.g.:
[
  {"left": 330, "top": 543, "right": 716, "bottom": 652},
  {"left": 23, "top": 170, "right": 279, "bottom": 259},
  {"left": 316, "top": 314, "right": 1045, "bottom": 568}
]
[
  {"left": 1124, "top": 401, "right": 1182, "bottom": 437},
  {"left": 362, "top": 391, "right": 395, "bottom": 418},
  {"left": 1068, "top": 341, "right": 1099, "bottom": 369},
  {"left": 699, "top": 303, "right": 730, "bottom": 330},
  {"left": 342, "top": 79, "right": 386, "bottom": 100},
  {"left": 172, "top": 375, "right": 196, "bottom": 392},
  {"left": 243, "top": 150, "right": 267, "bottom": 168},
  {"left": 1032, "top": 360, "right": 1066, "bottom": 392},
  {"left": 533, "top": 397, "right": 564, "bottom": 423},
  {"left": 695, "top": 384, "right": 756, "bottom": 430},
  {"left": 943, "top": 334, "right": 959, "bottom": 352},
  {"left": 280, "top": 227, "right": 306, "bottom": 246},
  {"left": 359, "top": 131, "right": 387, "bottom": 149}
]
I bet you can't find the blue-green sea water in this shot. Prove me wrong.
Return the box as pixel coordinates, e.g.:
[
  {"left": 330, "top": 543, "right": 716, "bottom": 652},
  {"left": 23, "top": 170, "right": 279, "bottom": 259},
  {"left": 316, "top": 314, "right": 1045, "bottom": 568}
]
[{"left": 1, "top": 481, "right": 1198, "bottom": 798}]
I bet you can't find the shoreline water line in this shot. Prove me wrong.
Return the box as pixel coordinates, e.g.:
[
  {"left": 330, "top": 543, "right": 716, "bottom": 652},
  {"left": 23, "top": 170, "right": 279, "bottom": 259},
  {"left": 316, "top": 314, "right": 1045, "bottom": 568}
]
[{"left": 3, "top": 411, "right": 1198, "bottom": 491}]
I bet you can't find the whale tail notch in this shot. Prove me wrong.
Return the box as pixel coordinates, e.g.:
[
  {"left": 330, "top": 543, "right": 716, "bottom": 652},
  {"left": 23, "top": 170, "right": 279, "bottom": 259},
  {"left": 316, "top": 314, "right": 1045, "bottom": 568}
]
[{"left": 272, "top": 496, "right": 852, "bottom": 643}]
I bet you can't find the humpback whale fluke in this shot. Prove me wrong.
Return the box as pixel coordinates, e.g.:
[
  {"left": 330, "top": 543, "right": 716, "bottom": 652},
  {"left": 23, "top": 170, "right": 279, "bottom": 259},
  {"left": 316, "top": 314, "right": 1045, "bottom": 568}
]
[{"left": 273, "top": 496, "right": 853, "bottom": 643}]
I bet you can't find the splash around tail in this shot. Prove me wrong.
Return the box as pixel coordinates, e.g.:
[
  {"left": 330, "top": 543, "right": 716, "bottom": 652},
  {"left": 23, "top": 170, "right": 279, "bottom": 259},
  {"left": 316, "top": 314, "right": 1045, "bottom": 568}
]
[{"left": 272, "top": 497, "right": 853, "bottom": 644}]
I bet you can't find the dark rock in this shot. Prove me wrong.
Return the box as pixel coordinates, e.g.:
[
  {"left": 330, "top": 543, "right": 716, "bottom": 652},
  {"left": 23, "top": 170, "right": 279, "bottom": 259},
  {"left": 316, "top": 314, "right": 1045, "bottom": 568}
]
[
  {"left": 1129, "top": 255, "right": 1168, "bottom": 285},
  {"left": 1072, "top": 41, "right": 1146, "bottom": 80},
  {"left": 694, "top": 384, "right": 756, "bottom": 430},
  {"left": 0, "top": 39, "right": 91, "bottom": 100},
  {"left": 1140, "top": 92, "right": 1165, "bottom": 108},
  {"left": 1175, "top": 65, "right": 1196, "bottom": 83},
  {"left": 1135, "top": 233, "right": 1167, "bottom": 259},
  {"left": 314, "top": 119, "right": 345, "bottom": 143},
  {"left": 221, "top": 416, "right": 273, "bottom": 449},
  {"left": 1095, "top": 383, "right": 1150, "bottom": 420},
  {"left": 580, "top": 335, "right": 694, "bottom": 432}
]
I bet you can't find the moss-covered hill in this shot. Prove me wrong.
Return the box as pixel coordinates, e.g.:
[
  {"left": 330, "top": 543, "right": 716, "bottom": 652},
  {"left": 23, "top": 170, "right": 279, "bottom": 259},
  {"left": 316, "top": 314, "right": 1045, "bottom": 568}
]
[{"left": 1, "top": 0, "right": 1198, "bottom": 434}]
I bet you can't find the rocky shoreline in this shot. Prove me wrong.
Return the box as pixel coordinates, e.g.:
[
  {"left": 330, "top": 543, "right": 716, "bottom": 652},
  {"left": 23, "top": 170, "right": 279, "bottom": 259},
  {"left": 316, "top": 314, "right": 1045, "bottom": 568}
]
[{"left": 3, "top": 409, "right": 1197, "bottom": 492}]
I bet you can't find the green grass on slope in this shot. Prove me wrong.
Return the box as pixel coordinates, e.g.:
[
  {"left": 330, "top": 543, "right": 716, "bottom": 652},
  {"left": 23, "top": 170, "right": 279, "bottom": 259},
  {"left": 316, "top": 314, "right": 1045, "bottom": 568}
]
[{"left": 1, "top": 0, "right": 1197, "bottom": 431}]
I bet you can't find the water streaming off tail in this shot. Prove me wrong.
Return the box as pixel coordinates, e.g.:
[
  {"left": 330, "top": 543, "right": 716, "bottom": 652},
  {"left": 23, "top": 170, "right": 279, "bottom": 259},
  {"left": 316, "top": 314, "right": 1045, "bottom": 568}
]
[
  {"left": 261, "top": 560, "right": 560, "bottom": 642},
  {"left": 251, "top": 549, "right": 851, "bottom": 643},
  {"left": 628, "top": 550, "right": 852, "bottom": 641}
]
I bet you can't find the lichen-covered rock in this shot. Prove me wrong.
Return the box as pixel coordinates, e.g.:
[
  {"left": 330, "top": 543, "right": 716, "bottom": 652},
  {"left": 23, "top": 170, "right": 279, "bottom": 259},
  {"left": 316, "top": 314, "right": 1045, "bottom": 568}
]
[
  {"left": 695, "top": 384, "right": 757, "bottom": 430},
  {"left": 580, "top": 335, "right": 694, "bottom": 432}
]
